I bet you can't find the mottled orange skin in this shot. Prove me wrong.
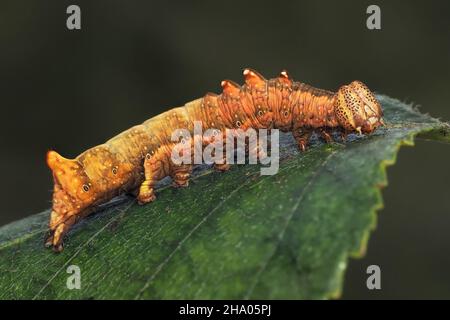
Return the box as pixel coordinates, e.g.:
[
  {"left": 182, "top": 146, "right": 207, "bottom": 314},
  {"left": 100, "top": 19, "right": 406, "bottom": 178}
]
[{"left": 46, "top": 68, "right": 384, "bottom": 252}]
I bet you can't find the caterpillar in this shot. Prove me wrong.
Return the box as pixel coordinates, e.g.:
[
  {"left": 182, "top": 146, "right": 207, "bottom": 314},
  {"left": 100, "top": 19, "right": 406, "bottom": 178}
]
[{"left": 45, "top": 68, "right": 384, "bottom": 252}]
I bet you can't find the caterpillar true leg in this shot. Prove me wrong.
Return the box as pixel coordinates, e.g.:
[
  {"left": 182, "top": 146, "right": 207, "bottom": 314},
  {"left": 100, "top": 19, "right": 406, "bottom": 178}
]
[
  {"left": 137, "top": 149, "right": 168, "bottom": 204},
  {"left": 211, "top": 134, "right": 230, "bottom": 171},
  {"left": 214, "top": 163, "right": 231, "bottom": 172},
  {"left": 317, "top": 128, "right": 333, "bottom": 143},
  {"left": 293, "top": 129, "right": 312, "bottom": 152},
  {"left": 213, "top": 143, "right": 230, "bottom": 171},
  {"left": 45, "top": 214, "right": 78, "bottom": 252},
  {"left": 335, "top": 129, "right": 348, "bottom": 142},
  {"left": 171, "top": 164, "right": 193, "bottom": 187},
  {"left": 212, "top": 149, "right": 230, "bottom": 172}
]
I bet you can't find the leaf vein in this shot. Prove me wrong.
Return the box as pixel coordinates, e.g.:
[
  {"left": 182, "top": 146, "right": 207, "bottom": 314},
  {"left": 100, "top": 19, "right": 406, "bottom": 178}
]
[
  {"left": 244, "top": 150, "right": 336, "bottom": 299},
  {"left": 135, "top": 179, "right": 251, "bottom": 299},
  {"left": 32, "top": 200, "right": 135, "bottom": 299}
]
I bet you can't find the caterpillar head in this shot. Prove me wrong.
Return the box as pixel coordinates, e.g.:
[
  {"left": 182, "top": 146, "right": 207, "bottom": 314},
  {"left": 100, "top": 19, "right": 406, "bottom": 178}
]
[
  {"left": 47, "top": 148, "right": 134, "bottom": 231},
  {"left": 46, "top": 151, "right": 98, "bottom": 230},
  {"left": 334, "top": 81, "right": 384, "bottom": 134}
]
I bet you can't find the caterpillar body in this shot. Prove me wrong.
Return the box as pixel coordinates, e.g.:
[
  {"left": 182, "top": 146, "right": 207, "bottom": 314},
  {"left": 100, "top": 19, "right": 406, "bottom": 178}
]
[{"left": 46, "top": 68, "right": 384, "bottom": 252}]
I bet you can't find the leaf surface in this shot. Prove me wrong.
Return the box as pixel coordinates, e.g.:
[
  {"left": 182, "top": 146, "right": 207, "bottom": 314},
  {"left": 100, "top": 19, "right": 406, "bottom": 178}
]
[{"left": 0, "top": 95, "right": 448, "bottom": 299}]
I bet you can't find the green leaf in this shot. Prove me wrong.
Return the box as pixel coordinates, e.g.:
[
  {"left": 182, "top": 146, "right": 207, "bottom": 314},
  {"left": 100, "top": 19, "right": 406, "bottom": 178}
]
[{"left": 0, "top": 95, "right": 448, "bottom": 299}]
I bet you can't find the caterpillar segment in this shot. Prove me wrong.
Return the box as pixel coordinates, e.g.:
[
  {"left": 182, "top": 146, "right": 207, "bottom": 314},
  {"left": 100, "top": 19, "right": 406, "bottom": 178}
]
[{"left": 45, "top": 68, "right": 384, "bottom": 251}]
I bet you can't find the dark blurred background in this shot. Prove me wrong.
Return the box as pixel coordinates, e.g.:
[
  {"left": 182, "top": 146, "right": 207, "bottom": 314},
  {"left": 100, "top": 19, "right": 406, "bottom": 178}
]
[{"left": 0, "top": 0, "right": 449, "bottom": 298}]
